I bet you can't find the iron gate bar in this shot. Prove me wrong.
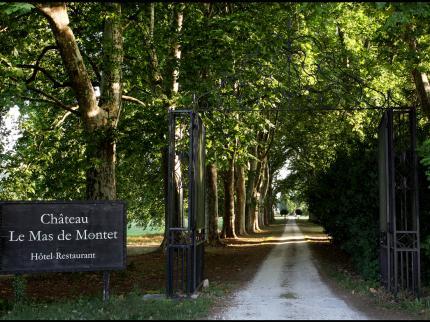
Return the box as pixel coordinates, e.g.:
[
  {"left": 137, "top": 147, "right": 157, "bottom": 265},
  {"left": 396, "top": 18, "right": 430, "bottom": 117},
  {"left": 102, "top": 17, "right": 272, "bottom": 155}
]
[
  {"left": 411, "top": 108, "right": 421, "bottom": 298},
  {"left": 380, "top": 109, "right": 393, "bottom": 292}
]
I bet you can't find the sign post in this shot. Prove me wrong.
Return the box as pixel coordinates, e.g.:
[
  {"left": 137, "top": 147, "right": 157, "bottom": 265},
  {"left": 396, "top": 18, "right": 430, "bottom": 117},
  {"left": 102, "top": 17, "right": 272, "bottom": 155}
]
[{"left": 103, "top": 271, "right": 110, "bottom": 302}]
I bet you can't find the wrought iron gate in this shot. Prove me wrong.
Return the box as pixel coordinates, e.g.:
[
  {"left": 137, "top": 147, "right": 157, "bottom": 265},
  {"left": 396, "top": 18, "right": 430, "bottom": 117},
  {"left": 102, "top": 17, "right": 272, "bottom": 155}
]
[
  {"left": 167, "top": 110, "right": 206, "bottom": 297},
  {"left": 378, "top": 108, "right": 420, "bottom": 296}
]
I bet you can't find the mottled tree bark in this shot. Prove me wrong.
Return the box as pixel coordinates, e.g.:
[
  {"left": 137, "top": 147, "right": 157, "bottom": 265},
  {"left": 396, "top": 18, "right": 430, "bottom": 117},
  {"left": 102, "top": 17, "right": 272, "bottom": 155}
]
[
  {"left": 264, "top": 164, "right": 273, "bottom": 226},
  {"left": 245, "top": 145, "right": 258, "bottom": 233},
  {"left": 171, "top": 4, "right": 184, "bottom": 227},
  {"left": 234, "top": 163, "right": 247, "bottom": 236},
  {"left": 250, "top": 168, "right": 262, "bottom": 234},
  {"left": 168, "top": 3, "right": 184, "bottom": 99},
  {"left": 259, "top": 157, "right": 269, "bottom": 228},
  {"left": 206, "top": 163, "right": 220, "bottom": 244},
  {"left": 87, "top": 2, "right": 123, "bottom": 200},
  {"left": 255, "top": 159, "right": 266, "bottom": 230},
  {"left": 148, "top": 3, "right": 163, "bottom": 95},
  {"left": 222, "top": 157, "right": 236, "bottom": 238}
]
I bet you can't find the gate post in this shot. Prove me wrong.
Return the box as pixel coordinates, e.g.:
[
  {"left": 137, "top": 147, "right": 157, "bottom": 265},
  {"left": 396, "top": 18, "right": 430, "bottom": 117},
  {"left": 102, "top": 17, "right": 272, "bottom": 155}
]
[
  {"left": 378, "top": 107, "right": 421, "bottom": 297},
  {"left": 166, "top": 110, "right": 206, "bottom": 297}
]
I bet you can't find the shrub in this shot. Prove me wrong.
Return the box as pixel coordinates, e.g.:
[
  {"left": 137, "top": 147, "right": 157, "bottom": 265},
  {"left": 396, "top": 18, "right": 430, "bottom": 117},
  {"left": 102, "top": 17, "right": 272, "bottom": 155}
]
[{"left": 305, "top": 139, "right": 380, "bottom": 280}]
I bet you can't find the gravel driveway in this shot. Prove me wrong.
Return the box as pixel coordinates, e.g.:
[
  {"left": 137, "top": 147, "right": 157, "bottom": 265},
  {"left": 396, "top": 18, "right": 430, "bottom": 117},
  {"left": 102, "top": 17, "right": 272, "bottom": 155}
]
[{"left": 214, "top": 219, "right": 369, "bottom": 320}]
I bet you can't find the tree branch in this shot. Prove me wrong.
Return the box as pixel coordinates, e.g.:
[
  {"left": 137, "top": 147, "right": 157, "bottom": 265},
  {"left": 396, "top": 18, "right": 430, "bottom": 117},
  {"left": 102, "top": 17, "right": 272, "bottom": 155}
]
[
  {"left": 17, "top": 45, "right": 61, "bottom": 83},
  {"left": 26, "top": 86, "right": 80, "bottom": 115},
  {"left": 122, "top": 95, "right": 147, "bottom": 107},
  {"left": 51, "top": 109, "right": 78, "bottom": 128},
  {"left": 17, "top": 63, "right": 71, "bottom": 88}
]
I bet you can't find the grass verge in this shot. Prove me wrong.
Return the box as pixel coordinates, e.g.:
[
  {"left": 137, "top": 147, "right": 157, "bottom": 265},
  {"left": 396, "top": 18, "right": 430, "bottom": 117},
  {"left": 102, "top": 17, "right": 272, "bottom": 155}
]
[
  {"left": 326, "top": 266, "right": 430, "bottom": 319},
  {"left": 0, "top": 282, "right": 228, "bottom": 320}
]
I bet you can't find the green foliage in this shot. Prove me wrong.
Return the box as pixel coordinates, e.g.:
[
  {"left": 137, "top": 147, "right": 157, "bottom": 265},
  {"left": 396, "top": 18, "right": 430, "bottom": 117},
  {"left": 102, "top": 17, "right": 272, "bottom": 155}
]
[
  {"left": 305, "top": 138, "right": 380, "bottom": 280},
  {"left": 277, "top": 191, "right": 307, "bottom": 215},
  {"left": 418, "top": 139, "right": 430, "bottom": 185},
  {"left": 0, "top": 108, "right": 86, "bottom": 200},
  {"left": 422, "top": 236, "right": 430, "bottom": 259},
  {"left": 417, "top": 140, "right": 430, "bottom": 284},
  {"left": 115, "top": 103, "right": 167, "bottom": 227},
  {"left": 0, "top": 3, "right": 33, "bottom": 16}
]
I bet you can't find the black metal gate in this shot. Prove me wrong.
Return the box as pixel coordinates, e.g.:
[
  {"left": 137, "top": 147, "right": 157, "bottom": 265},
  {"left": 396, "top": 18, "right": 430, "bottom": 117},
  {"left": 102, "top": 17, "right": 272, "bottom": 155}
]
[
  {"left": 167, "top": 110, "right": 206, "bottom": 297},
  {"left": 378, "top": 108, "right": 420, "bottom": 296}
]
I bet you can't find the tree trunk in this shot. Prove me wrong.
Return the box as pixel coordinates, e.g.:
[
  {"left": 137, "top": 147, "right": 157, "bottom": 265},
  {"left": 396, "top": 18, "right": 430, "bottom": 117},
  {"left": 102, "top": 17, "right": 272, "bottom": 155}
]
[
  {"left": 270, "top": 168, "right": 275, "bottom": 224},
  {"left": 251, "top": 170, "right": 261, "bottom": 234},
  {"left": 257, "top": 160, "right": 267, "bottom": 229},
  {"left": 36, "top": 3, "right": 123, "bottom": 200},
  {"left": 206, "top": 163, "right": 220, "bottom": 244},
  {"left": 235, "top": 163, "right": 246, "bottom": 236},
  {"left": 222, "top": 158, "right": 236, "bottom": 238},
  {"left": 253, "top": 131, "right": 271, "bottom": 231},
  {"left": 252, "top": 151, "right": 265, "bottom": 232},
  {"left": 159, "top": 4, "right": 184, "bottom": 250},
  {"left": 171, "top": 4, "right": 184, "bottom": 227},
  {"left": 245, "top": 145, "right": 258, "bottom": 233},
  {"left": 87, "top": 2, "right": 122, "bottom": 200},
  {"left": 85, "top": 137, "right": 117, "bottom": 200},
  {"left": 148, "top": 3, "right": 163, "bottom": 95},
  {"left": 251, "top": 191, "right": 260, "bottom": 233},
  {"left": 168, "top": 3, "right": 184, "bottom": 99},
  {"left": 258, "top": 158, "right": 270, "bottom": 228},
  {"left": 264, "top": 164, "right": 273, "bottom": 226},
  {"left": 160, "top": 146, "right": 169, "bottom": 251}
]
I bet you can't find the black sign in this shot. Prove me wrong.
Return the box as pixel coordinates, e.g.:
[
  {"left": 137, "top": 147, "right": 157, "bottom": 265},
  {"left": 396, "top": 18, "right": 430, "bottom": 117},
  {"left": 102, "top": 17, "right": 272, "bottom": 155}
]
[{"left": 0, "top": 201, "right": 126, "bottom": 274}]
